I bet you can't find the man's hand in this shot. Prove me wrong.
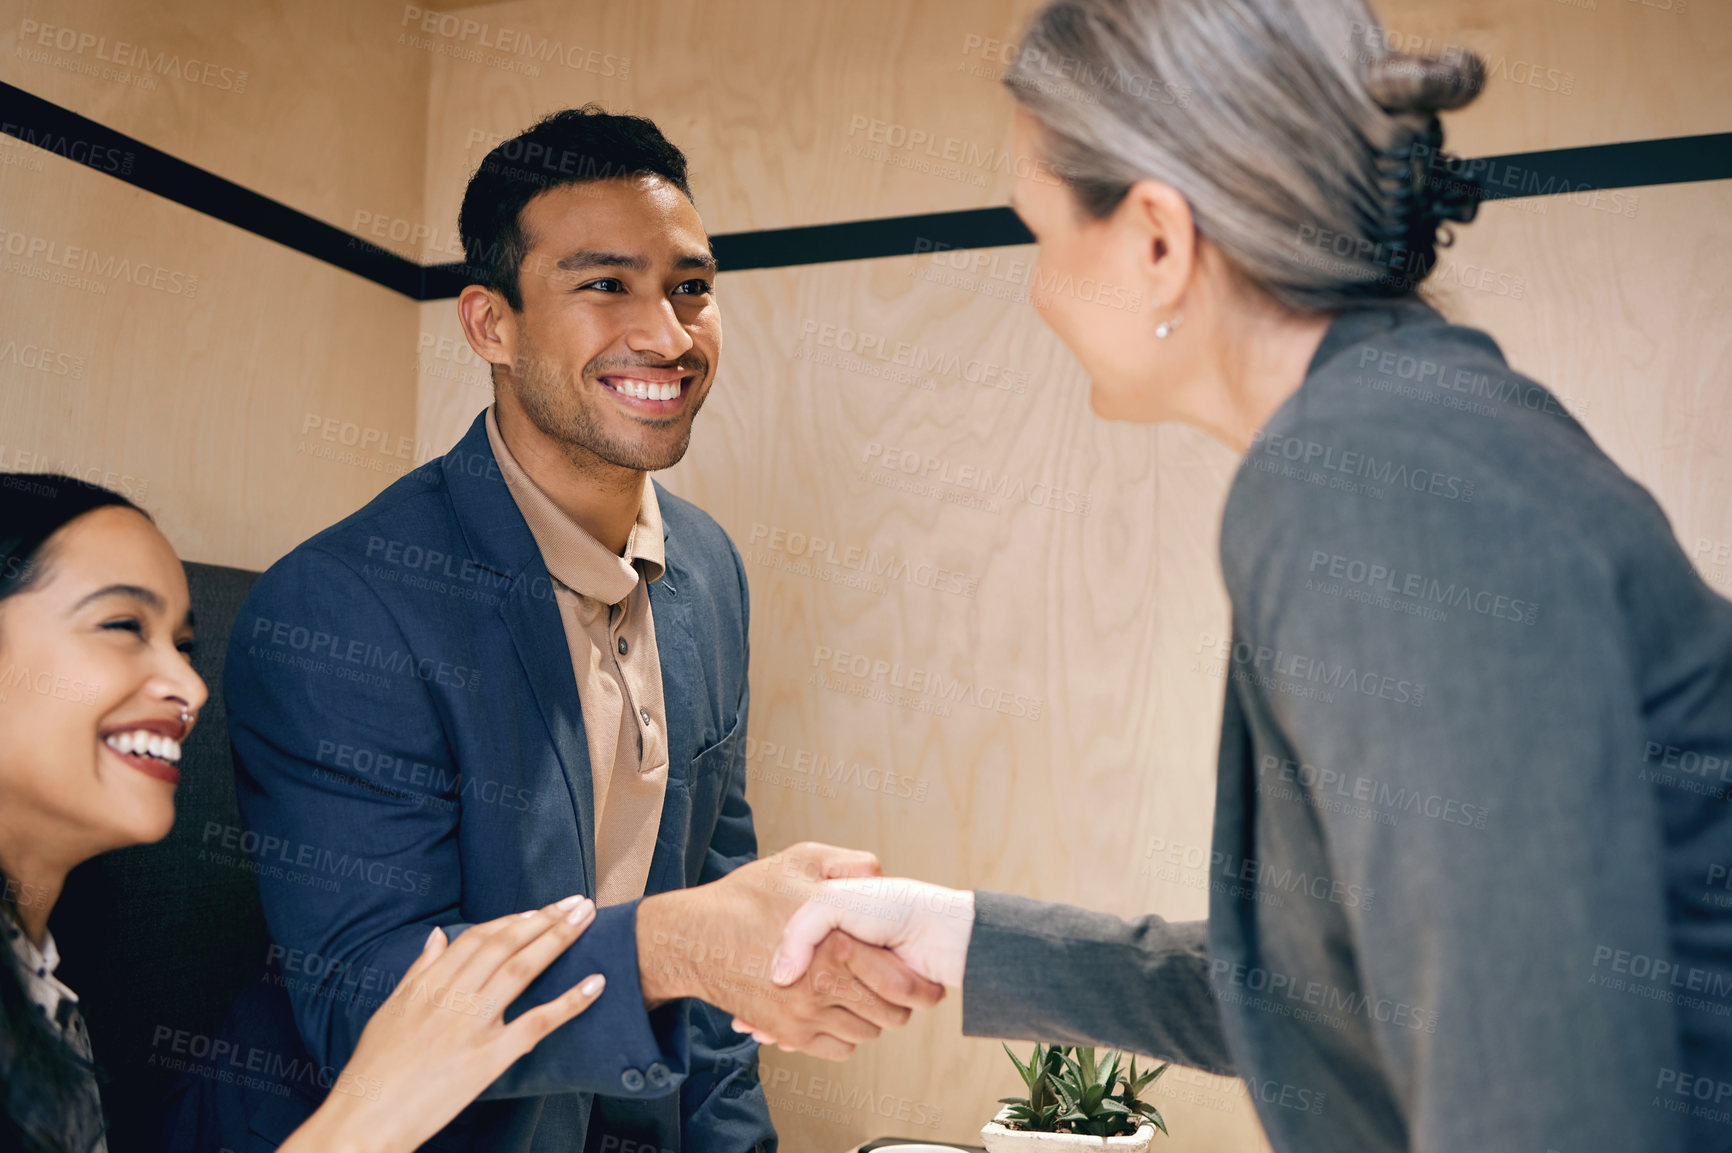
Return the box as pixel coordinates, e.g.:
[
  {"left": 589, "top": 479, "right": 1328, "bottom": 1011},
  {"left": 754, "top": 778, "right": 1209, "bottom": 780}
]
[
  {"left": 635, "top": 843, "right": 946, "bottom": 1061},
  {"left": 768, "top": 877, "right": 976, "bottom": 991}
]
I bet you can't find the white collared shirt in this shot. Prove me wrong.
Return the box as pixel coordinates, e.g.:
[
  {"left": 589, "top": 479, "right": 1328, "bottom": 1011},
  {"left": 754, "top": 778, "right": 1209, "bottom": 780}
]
[{"left": 5, "top": 919, "right": 107, "bottom": 1152}]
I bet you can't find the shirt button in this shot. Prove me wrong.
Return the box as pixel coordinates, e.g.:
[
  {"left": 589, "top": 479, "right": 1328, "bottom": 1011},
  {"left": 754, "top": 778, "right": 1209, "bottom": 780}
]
[
  {"left": 618, "top": 636, "right": 628, "bottom": 656},
  {"left": 639, "top": 706, "right": 652, "bottom": 726},
  {"left": 646, "top": 1062, "right": 670, "bottom": 1088},
  {"left": 620, "top": 1067, "right": 646, "bottom": 1092}
]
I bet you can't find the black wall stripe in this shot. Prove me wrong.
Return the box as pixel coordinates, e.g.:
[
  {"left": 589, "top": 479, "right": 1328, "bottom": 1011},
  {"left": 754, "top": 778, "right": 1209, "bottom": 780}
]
[{"left": 4, "top": 80, "right": 1729, "bottom": 301}]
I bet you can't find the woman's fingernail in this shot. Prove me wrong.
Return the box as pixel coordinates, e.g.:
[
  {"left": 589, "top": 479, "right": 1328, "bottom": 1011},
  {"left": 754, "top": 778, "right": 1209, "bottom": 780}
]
[
  {"left": 579, "top": 974, "right": 606, "bottom": 997},
  {"left": 566, "top": 899, "right": 595, "bottom": 924},
  {"left": 770, "top": 953, "right": 794, "bottom": 985},
  {"left": 555, "top": 894, "right": 586, "bottom": 912}
]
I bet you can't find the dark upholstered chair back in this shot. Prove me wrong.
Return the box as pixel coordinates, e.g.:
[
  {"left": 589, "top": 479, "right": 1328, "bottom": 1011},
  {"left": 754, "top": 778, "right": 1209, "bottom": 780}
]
[{"left": 50, "top": 561, "right": 269, "bottom": 1153}]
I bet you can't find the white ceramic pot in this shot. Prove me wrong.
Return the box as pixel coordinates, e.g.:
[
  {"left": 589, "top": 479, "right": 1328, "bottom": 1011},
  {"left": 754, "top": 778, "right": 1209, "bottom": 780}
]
[{"left": 978, "top": 1109, "right": 1158, "bottom": 1153}]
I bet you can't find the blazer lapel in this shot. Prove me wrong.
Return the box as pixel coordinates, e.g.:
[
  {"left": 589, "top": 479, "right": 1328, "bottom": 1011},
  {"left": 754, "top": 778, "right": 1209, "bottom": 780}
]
[
  {"left": 500, "top": 562, "right": 596, "bottom": 897},
  {"left": 442, "top": 412, "right": 597, "bottom": 897}
]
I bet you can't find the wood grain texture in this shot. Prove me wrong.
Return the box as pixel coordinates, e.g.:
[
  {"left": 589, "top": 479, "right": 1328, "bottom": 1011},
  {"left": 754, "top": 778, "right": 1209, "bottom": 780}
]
[{"left": 0, "top": 0, "right": 427, "bottom": 570}]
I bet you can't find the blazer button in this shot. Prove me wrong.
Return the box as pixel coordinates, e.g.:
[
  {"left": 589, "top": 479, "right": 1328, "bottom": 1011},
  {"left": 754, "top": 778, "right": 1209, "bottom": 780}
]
[
  {"left": 639, "top": 706, "right": 652, "bottom": 726},
  {"left": 620, "top": 1067, "right": 646, "bottom": 1093},
  {"left": 646, "top": 1061, "right": 670, "bottom": 1088},
  {"left": 618, "top": 636, "right": 629, "bottom": 655}
]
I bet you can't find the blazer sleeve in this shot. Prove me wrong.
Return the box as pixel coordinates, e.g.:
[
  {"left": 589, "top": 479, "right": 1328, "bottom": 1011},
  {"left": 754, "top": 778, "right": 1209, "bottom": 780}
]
[
  {"left": 226, "top": 544, "right": 691, "bottom": 1101},
  {"left": 961, "top": 893, "right": 1234, "bottom": 1074},
  {"left": 1231, "top": 422, "right": 1686, "bottom": 1151}
]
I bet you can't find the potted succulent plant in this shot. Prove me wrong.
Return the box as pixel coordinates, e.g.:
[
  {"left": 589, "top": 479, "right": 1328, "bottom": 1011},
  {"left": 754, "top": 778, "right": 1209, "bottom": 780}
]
[{"left": 980, "top": 1043, "right": 1169, "bottom": 1151}]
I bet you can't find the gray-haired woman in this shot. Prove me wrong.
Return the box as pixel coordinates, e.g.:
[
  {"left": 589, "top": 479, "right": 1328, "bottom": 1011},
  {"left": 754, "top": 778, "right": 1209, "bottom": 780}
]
[{"left": 756, "top": 1, "right": 1732, "bottom": 1150}]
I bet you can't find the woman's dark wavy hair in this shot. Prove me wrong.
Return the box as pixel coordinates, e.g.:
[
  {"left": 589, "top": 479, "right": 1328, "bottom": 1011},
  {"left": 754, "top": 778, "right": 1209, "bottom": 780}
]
[{"left": 0, "top": 473, "right": 145, "bottom": 1153}]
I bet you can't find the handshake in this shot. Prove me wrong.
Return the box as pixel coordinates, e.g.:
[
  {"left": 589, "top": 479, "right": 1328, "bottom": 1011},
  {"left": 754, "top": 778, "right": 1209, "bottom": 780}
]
[{"left": 634, "top": 842, "right": 976, "bottom": 1059}]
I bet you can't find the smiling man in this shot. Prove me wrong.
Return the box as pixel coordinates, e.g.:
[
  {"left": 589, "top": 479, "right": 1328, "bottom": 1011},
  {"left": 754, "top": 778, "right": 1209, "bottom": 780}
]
[{"left": 174, "top": 107, "right": 942, "bottom": 1153}]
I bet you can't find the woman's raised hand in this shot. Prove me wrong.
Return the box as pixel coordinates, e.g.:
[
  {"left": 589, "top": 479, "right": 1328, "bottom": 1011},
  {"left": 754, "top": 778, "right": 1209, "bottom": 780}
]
[{"left": 280, "top": 896, "right": 605, "bottom": 1153}]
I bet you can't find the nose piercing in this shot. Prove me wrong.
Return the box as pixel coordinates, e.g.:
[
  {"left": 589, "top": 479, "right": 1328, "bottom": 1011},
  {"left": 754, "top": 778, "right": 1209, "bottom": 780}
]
[{"left": 179, "top": 704, "right": 192, "bottom": 728}]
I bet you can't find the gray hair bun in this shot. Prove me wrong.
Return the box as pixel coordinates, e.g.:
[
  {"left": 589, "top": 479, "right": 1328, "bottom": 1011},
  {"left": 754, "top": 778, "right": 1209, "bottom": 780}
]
[
  {"left": 1362, "top": 47, "right": 1485, "bottom": 293},
  {"left": 1366, "top": 47, "right": 1486, "bottom": 115}
]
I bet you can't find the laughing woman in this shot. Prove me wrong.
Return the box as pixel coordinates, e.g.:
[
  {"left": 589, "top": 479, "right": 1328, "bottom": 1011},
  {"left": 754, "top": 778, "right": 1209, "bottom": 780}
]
[
  {"left": 762, "top": 0, "right": 1732, "bottom": 1150},
  {"left": 0, "top": 476, "right": 607, "bottom": 1153}
]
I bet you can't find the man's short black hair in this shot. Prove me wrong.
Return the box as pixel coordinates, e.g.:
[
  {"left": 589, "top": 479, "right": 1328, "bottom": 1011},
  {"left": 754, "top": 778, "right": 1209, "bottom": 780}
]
[{"left": 458, "top": 105, "right": 694, "bottom": 310}]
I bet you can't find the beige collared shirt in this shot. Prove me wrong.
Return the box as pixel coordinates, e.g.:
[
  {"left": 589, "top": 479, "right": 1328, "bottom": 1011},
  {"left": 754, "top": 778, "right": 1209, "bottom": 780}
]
[{"left": 486, "top": 408, "right": 670, "bottom": 906}]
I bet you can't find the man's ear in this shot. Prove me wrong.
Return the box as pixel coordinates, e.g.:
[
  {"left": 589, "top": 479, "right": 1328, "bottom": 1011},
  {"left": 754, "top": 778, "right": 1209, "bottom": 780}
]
[
  {"left": 457, "top": 285, "right": 518, "bottom": 373},
  {"left": 1119, "top": 178, "right": 1197, "bottom": 308}
]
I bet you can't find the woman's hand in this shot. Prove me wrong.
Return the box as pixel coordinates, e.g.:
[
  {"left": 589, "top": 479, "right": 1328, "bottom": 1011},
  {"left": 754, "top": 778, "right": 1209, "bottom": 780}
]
[
  {"left": 279, "top": 896, "right": 605, "bottom": 1153},
  {"left": 731, "top": 878, "right": 974, "bottom": 1047}
]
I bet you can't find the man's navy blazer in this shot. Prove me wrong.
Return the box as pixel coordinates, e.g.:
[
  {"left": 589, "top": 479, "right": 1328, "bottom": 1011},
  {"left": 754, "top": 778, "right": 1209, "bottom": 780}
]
[{"left": 191, "top": 411, "right": 772, "bottom": 1151}]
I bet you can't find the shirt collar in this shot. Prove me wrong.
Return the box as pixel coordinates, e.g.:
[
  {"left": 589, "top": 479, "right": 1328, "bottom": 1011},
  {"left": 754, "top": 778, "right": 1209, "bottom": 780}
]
[
  {"left": 5, "top": 918, "right": 79, "bottom": 1019},
  {"left": 485, "top": 406, "right": 665, "bottom": 605}
]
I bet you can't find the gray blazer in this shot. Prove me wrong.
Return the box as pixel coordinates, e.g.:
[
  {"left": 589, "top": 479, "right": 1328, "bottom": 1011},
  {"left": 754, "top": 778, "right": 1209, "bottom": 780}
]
[{"left": 962, "top": 299, "right": 1732, "bottom": 1153}]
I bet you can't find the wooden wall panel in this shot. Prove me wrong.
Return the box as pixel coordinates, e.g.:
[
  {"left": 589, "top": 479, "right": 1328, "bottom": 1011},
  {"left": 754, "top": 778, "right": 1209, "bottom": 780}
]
[
  {"left": 0, "top": 0, "right": 428, "bottom": 570},
  {"left": 0, "top": 0, "right": 432, "bottom": 237}
]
